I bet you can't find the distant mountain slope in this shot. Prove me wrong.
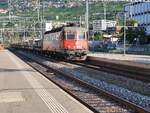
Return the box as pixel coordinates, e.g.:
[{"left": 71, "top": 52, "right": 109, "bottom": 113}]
[
  {"left": 0, "top": 0, "right": 7, "bottom": 2},
  {"left": 0, "top": 0, "right": 7, "bottom": 9},
  {"left": 0, "top": 0, "right": 126, "bottom": 21}
]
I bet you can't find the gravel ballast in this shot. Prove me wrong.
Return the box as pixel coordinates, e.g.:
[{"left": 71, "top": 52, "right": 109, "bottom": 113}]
[{"left": 18, "top": 51, "right": 150, "bottom": 111}]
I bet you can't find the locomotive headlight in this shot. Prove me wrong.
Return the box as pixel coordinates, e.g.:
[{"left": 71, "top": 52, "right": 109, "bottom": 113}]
[
  {"left": 68, "top": 45, "right": 70, "bottom": 48},
  {"left": 75, "top": 41, "right": 78, "bottom": 46}
]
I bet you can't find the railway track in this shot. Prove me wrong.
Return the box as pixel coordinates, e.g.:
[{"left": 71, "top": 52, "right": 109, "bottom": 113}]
[
  {"left": 29, "top": 51, "right": 150, "bottom": 83},
  {"left": 70, "top": 57, "right": 150, "bottom": 83},
  {"left": 11, "top": 49, "right": 149, "bottom": 113}
]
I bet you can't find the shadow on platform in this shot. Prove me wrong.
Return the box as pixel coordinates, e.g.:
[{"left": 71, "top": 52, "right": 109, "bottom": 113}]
[
  {"left": 135, "top": 56, "right": 150, "bottom": 59},
  {"left": 0, "top": 68, "right": 36, "bottom": 72}
]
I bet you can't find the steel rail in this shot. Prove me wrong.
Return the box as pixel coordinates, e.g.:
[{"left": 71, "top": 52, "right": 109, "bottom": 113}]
[
  {"left": 11, "top": 49, "right": 150, "bottom": 113},
  {"left": 70, "top": 56, "right": 150, "bottom": 83}
]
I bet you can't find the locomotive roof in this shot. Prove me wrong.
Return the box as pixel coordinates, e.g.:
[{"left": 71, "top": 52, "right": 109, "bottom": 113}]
[
  {"left": 45, "top": 26, "right": 63, "bottom": 34},
  {"left": 63, "top": 27, "right": 87, "bottom": 31},
  {"left": 45, "top": 26, "right": 87, "bottom": 34}
]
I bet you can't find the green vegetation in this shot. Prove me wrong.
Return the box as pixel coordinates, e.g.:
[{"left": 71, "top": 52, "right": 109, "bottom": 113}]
[
  {"left": 120, "top": 27, "right": 148, "bottom": 44},
  {"left": 0, "top": 1, "right": 126, "bottom": 45},
  {"left": 126, "top": 19, "right": 138, "bottom": 27},
  {"left": 119, "top": 19, "right": 148, "bottom": 44},
  {"left": 91, "top": 33, "right": 104, "bottom": 41},
  {"left": 0, "top": 1, "right": 124, "bottom": 21},
  {"left": 0, "top": 2, "right": 7, "bottom": 9},
  {"left": 12, "top": 1, "right": 125, "bottom": 22}
]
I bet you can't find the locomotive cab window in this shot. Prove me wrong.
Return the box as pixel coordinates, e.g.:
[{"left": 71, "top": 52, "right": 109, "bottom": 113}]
[
  {"left": 66, "top": 32, "right": 75, "bottom": 40},
  {"left": 78, "top": 32, "right": 86, "bottom": 40}
]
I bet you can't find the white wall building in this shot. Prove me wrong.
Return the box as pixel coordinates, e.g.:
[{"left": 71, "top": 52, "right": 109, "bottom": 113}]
[
  {"left": 93, "top": 20, "right": 116, "bottom": 32},
  {"left": 124, "top": 2, "right": 150, "bottom": 35},
  {"left": 93, "top": 20, "right": 106, "bottom": 32}
]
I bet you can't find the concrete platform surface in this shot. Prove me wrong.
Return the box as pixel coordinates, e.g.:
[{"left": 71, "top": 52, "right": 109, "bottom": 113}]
[
  {"left": 0, "top": 50, "right": 93, "bottom": 113},
  {"left": 88, "top": 52, "right": 150, "bottom": 64}
]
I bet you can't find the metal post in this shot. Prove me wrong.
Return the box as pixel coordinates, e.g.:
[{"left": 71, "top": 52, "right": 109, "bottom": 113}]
[
  {"left": 124, "top": 12, "right": 126, "bottom": 55},
  {"left": 80, "top": 16, "right": 82, "bottom": 27},
  {"left": 8, "top": 0, "right": 11, "bottom": 20},
  {"left": 86, "top": 0, "right": 89, "bottom": 39},
  {"left": 1, "top": 30, "right": 2, "bottom": 43},
  {"left": 130, "top": 3, "right": 133, "bottom": 19},
  {"left": 92, "top": 32, "right": 95, "bottom": 52},
  {"left": 2, "top": 30, "right": 4, "bottom": 44},
  {"left": 24, "top": 19, "right": 26, "bottom": 41},
  {"left": 41, "top": 0, "right": 44, "bottom": 49},
  {"left": 1, "top": 21, "right": 3, "bottom": 44},
  {"left": 103, "top": 2, "right": 106, "bottom": 21},
  {"left": 37, "top": 0, "right": 40, "bottom": 21},
  {"left": 33, "top": 20, "right": 35, "bottom": 33}
]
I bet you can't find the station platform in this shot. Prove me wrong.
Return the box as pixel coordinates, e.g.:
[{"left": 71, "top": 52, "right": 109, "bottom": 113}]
[
  {"left": 0, "top": 50, "right": 93, "bottom": 113},
  {"left": 88, "top": 52, "right": 150, "bottom": 64}
]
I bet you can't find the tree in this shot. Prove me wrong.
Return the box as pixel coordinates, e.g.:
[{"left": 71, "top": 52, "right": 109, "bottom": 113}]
[
  {"left": 137, "top": 28, "right": 147, "bottom": 44},
  {"left": 126, "top": 19, "right": 137, "bottom": 27},
  {"left": 120, "top": 27, "right": 147, "bottom": 45},
  {"left": 5, "top": 22, "right": 14, "bottom": 28},
  {"left": 93, "top": 32, "right": 104, "bottom": 41}
]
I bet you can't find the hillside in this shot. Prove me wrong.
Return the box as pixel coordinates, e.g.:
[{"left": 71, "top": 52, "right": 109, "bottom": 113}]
[
  {"left": 18, "top": 1, "right": 125, "bottom": 21},
  {"left": 0, "top": 1, "right": 7, "bottom": 9},
  {"left": 0, "top": 0, "right": 126, "bottom": 21},
  {"left": 0, "top": 0, "right": 7, "bottom": 2}
]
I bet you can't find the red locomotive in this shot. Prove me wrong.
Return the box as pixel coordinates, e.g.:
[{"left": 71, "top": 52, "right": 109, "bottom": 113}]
[
  {"left": 14, "top": 26, "right": 88, "bottom": 61},
  {"left": 43, "top": 26, "right": 88, "bottom": 60}
]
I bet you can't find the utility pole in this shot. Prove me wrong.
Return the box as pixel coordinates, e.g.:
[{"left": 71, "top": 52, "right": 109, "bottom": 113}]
[
  {"left": 8, "top": 0, "right": 12, "bottom": 21},
  {"left": 37, "top": 0, "right": 40, "bottom": 21},
  {"left": 103, "top": 2, "right": 106, "bottom": 21},
  {"left": 1, "top": 22, "right": 4, "bottom": 44},
  {"left": 130, "top": 1, "right": 133, "bottom": 19},
  {"left": 34, "top": 20, "right": 36, "bottom": 33},
  {"left": 41, "top": 0, "right": 44, "bottom": 49},
  {"left": 124, "top": 12, "right": 126, "bottom": 55},
  {"left": 1, "top": 30, "right": 2, "bottom": 44},
  {"left": 86, "top": 0, "right": 89, "bottom": 39},
  {"left": 80, "top": 16, "right": 82, "bottom": 27},
  {"left": 24, "top": 19, "right": 26, "bottom": 41}
]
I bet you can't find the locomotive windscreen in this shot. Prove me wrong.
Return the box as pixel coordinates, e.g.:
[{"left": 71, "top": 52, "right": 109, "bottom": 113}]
[
  {"left": 66, "top": 32, "right": 75, "bottom": 40},
  {"left": 78, "top": 32, "right": 86, "bottom": 40}
]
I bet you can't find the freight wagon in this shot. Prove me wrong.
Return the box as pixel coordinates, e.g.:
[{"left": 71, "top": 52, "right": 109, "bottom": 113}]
[{"left": 13, "top": 26, "right": 89, "bottom": 61}]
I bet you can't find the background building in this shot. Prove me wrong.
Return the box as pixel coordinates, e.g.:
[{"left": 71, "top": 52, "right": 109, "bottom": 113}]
[
  {"left": 93, "top": 20, "right": 116, "bottom": 33},
  {"left": 124, "top": 2, "right": 150, "bottom": 35},
  {"left": 93, "top": 20, "right": 106, "bottom": 32}
]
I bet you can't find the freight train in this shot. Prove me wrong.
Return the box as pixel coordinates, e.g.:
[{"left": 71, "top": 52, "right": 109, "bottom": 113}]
[{"left": 13, "top": 26, "right": 88, "bottom": 60}]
